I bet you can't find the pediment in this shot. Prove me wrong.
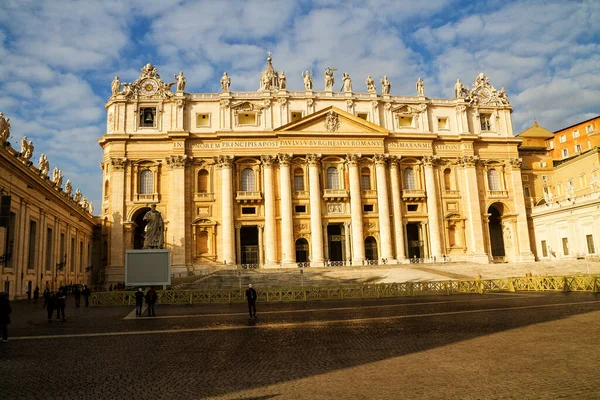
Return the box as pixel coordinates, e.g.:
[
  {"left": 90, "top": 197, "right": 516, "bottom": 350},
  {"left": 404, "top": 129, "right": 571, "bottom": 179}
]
[{"left": 275, "top": 106, "right": 387, "bottom": 135}]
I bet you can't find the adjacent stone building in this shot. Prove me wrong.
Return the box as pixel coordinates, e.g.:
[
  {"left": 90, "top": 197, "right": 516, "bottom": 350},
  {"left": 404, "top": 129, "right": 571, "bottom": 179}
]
[
  {"left": 0, "top": 115, "right": 98, "bottom": 299},
  {"left": 99, "top": 59, "right": 534, "bottom": 282}
]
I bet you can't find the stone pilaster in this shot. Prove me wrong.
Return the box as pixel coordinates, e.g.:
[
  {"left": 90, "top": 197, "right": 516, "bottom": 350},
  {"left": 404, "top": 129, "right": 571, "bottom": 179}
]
[
  {"left": 344, "top": 222, "right": 352, "bottom": 263},
  {"left": 389, "top": 157, "right": 406, "bottom": 261},
  {"left": 218, "top": 156, "right": 235, "bottom": 265},
  {"left": 307, "top": 154, "right": 324, "bottom": 266},
  {"left": 261, "top": 155, "right": 277, "bottom": 265},
  {"left": 423, "top": 156, "right": 442, "bottom": 258},
  {"left": 459, "top": 156, "right": 488, "bottom": 263},
  {"left": 278, "top": 154, "right": 295, "bottom": 266},
  {"left": 346, "top": 154, "right": 365, "bottom": 265},
  {"left": 373, "top": 154, "right": 394, "bottom": 262},
  {"left": 508, "top": 158, "right": 535, "bottom": 262},
  {"left": 166, "top": 154, "right": 188, "bottom": 273},
  {"left": 109, "top": 157, "right": 127, "bottom": 282}
]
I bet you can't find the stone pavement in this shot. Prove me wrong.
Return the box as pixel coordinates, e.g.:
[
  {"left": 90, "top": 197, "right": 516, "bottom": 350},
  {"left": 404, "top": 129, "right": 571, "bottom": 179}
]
[{"left": 1, "top": 292, "right": 600, "bottom": 399}]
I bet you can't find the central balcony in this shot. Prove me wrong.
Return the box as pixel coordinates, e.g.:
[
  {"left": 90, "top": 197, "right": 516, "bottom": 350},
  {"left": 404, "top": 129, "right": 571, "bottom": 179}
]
[
  {"left": 402, "top": 189, "right": 426, "bottom": 201},
  {"left": 323, "top": 189, "right": 349, "bottom": 202},
  {"left": 236, "top": 191, "right": 263, "bottom": 204}
]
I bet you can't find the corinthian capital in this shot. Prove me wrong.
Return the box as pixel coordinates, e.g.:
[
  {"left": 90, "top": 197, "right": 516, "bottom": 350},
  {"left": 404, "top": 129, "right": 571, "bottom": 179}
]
[
  {"left": 214, "top": 155, "right": 233, "bottom": 168},
  {"left": 306, "top": 154, "right": 321, "bottom": 166},
  {"left": 166, "top": 154, "right": 188, "bottom": 169},
  {"left": 421, "top": 155, "right": 440, "bottom": 167},
  {"left": 345, "top": 153, "right": 361, "bottom": 166},
  {"left": 509, "top": 158, "right": 523, "bottom": 169},
  {"left": 278, "top": 153, "right": 292, "bottom": 166},
  {"left": 459, "top": 155, "right": 479, "bottom": 167},
  {"left": 110, "top": 157, "right": 128, "bottom": 170},
  {"left": 261, "top": 155, "right": 276, "bottom": 167},
  {"left": 372, "top": 153, "right": 388, "bottom": 166}
]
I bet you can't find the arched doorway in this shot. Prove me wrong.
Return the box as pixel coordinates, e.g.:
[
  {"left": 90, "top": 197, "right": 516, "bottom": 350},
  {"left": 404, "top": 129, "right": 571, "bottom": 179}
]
[
  {"left": 488, "top": 204, "right": 505, "bottom": 258},
  {"left": 295, "top": 238, "right": 309, "bottom": 262},
  {"left": 132, "top": 207, "right": 151, "bottom": 249},
  {"left": 365, "top": 236, "right": 378, "bottom": 260}
]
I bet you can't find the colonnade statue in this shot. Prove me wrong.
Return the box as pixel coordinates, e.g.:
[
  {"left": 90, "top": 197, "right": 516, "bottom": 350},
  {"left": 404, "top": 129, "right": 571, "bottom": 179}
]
[{"left": 143, "top": 204, "right": 164, "bottom": 249}]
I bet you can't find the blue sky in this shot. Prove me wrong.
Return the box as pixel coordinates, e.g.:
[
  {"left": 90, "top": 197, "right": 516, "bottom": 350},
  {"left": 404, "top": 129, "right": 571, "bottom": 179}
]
[{"left": 0, "top": 0, "right": 598, "bottom": 212}]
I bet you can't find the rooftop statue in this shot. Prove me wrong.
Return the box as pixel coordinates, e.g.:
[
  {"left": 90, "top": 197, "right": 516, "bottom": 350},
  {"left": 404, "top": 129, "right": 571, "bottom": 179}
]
[
  {"left": 366, "top": 75, "right": 376, "bottom": 94},
  {"left": 64, "top": 179, "right": 72, "bottom": 197},
  {"left": 74, "top": 188, "right": 82, "bottom": 203},
  {"left": 380, "top": 75, "right": 391, "bottom": 95},
  {"left": 23, "top": 140, "right": 34, "bottom": 161},
  {"left": 52, "top": 167, "right": 63, "bottom": 189},
  {"left": 88, "top": 201, "right": 94, "bottom": 214},
  {"left": 416, "top": 77, "right": 425, "bottom": 96},
  {"left": 174, "top": 71, "right": 186, "bottom": 93},
  {"left": 342, "top": 72, "right": 352, "bottom": 92},
  {"left": 20, "top": 136, "right": 27, "bottom": 156},
  {"left": 455, "top": 79, "right": 466, "bottom": 98},
  {"left": 220, "top": 72, "right": 231, "bottom": 92},
  {"left": 111, "top": 76, "right": 121, "bottom": 97},
  {"left": 143, "top": 204, "right": 164, "bottom": 249},
  {"left": 302, "top": 70, "right": 313, "bottom": 90},
  {"left": 0, "top": 112, "right": 10, "bottom": 144},
  {"left": 278, "top": 71, "right": 286, "bottom": 90},
  {"left": 38, "top": 154, "right": 49, "bottom": 177},
  {"left": 324, "top": 67, "right": 335, "bottom": 91}
]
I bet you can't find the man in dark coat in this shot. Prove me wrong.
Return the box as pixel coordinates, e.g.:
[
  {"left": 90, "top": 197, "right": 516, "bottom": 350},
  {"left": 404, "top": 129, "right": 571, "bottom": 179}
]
[
  {"left": 82, "top": 285, "right": 91, "bottom": 307},
  {"left": 33, "top": 286, "right": 40, "bottom": 303},
  {"left": 44, "top": 291, "right": 56, "bottom": 322},
  {"left": 73, "top": 285, "right": 81, "bottom": 308},
  {"left": 145, "top": 287, "right": 157, "bottom": 317},
  {"left": 135, "top": 288, "right": 145, "bottom": 317},
  {"left": 0, "top": 292, "right": 12, "bottom": 342},
  {"left": 56, "top": 289, "right": 66, "bottom": 322},
  {"left": 245, "top": 284, "right": 257, "bottom": 319}
]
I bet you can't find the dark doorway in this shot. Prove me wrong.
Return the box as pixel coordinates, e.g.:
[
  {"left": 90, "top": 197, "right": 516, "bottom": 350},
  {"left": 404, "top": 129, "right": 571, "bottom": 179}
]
[
  {"left": 365, "top": 236, "right": 378, "bottom": 260},
  {"left": 133, "top": 207, "right": 151, "bottom": 249},
  {"left": 488, "top": 204, "right": 505, "bottom": 257},
  {"left": 327, "top": 224, "right": 343, "bottom": 261},
  {"left": 241, "top": 226, "right": 259, "bottom": 265},
  {"left": 295, "top": 238, "right": 309, "bottom": 262},
  {"left": 406, "top": 223, "right": 423, "bottom": 259}
]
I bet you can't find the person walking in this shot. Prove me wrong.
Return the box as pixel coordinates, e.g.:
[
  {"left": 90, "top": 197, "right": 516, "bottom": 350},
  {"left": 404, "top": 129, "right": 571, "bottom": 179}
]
[
  {"left": 56, "top": 289, "right": 66, "bottom": 322},
  {"left": 73, "top": 285, "right": 81, "bottom": 308},
  {"left": 0, "top": 292, "right": 11, "bottom": 343},
  {"left": 33, "top": 286, "right": 40, "bottom": 303},
  {"left": 145, "top": 287, "right": 157, "bottom": 317},
  {"left": 43, "top": 287, "right": 50, "bottom": 304},
  {"left": 44, "top": 291, "right": 56, "bottom": 322},
  {"left": 135, "top": 288, "right": 144, "bottom": 317},
  {"left": 82, "top": 285, "right": 91, "bottom": 307},
  {"left": 245, "top": 284, "right": 257, "bottom": 320}
]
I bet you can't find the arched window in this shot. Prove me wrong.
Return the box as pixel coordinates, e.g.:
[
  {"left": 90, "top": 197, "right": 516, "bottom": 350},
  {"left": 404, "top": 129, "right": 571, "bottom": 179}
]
[
  {"left": 326, "top": 167, "right": 339, "bottom": 189},
  {"left": 294, "top": 168, "right": 304, "bottom": 191},
  {"left": 197, "top": 170, "right": 209, "bottom": 193},
  {"left": 487, "top": 169, "right": 500, "bottom": 191},
  {"left": 443, "top": 169, "right": 452, "bottom": 190},
  {"left": 104, "top": 180, "right": 109, "bottom": 198},
  {"left": 241, "top": 168, "right": 255, "bottom": 191},
  {"left": 361, "top": 167, "right": 371, "bottom": 190},
  {"left": 403, "top": 168, "right": 416, "bottom": 190},
  {"left": 364, "top": 236, "right": 378, "bottom": 260},
  {"left": 140, "top": 170, "right": 154, "bottom": 194}
]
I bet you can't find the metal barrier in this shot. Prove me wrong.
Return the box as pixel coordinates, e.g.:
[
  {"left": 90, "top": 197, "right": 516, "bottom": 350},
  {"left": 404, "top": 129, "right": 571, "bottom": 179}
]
[{"left": 90, "top": 274, "right": 600, "bottom": 307}]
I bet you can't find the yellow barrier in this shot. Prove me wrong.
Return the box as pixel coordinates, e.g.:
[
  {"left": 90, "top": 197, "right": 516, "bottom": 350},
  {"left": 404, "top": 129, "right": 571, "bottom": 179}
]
[{"left": 90, "top": 274, "right": 600, "bottom": 307}]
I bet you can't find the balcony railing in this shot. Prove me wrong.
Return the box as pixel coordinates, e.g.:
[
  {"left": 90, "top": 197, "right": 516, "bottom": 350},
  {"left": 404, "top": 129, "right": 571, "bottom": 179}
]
[
  {"left": 361, "top": 189, "right": 378, "bottom": 198},
  {"left": 323, "top": 189, "right": 349, "bottom": 201},
  {"left": 292, "top": 190, "right": 309, "bottom": 199},
  {"left": 236, "top": 191, "right": 263, "bottom": 203},
  {"left": 134, "top": 193, "right": 160, "bottom": 203},
  {"left": 487, "top": 190, "right": 509, "bottom": 198},
  {"left": 402, "top": 189, "right": 426, "bottom": 201},
  {"left": 194, "top": 192, "right": 215, "bottom": 202}
]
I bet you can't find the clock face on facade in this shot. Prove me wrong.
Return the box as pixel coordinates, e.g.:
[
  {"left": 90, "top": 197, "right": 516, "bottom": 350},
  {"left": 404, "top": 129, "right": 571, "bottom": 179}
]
[
  {"left": 476, "top": 87, "right": 492, "bottom": 104},
  {"left": 141, "top": 79, "right": 159, "bottom": 95}
]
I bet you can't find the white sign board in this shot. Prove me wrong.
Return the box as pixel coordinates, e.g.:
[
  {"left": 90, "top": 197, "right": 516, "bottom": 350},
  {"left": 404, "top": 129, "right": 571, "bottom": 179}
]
[{"left": 125, "top": 249, "right": 171, "bottom": 286}]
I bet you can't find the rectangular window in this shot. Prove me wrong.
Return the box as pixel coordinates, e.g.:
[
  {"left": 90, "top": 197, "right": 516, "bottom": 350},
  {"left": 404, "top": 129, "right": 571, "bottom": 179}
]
[
  {"left": 140, "top": 107, "right": 156, "bottom": 128},
  {"left": 548, "top": 141, "right": 554, "bottom": 149},
  {"left": 562, "top": 237, "right": 569, "bottom": 256},
  {"left": 295, "top": 205, "right": 306, "bottom": 213},
  {"left": 79, "top": 241, "right": 84, "bottom": 273},
  {"left": 575, "top": 144, "right": 582, "bottom": 153},
  {"left": 291, "top": 111, "right": 303, "bottom": 123},
  {"left": 407, "top": 204, "right": 418, "bottom": 212},
  {"left": 480, "top": 114, "right": 492, "bottom": 131},
  {"left": 28, "top": 220, "right": 36, "bottom": 270},
  {"left": 561, "top": 149, "right": 569, "bottom": 159},
  {"left": 238, "top": 113, "right": 257, "bottom": 125},
  {"left": 559, "top": 134, "right": 566, "bottom": 143},
  {"left": 357, "top": 112, "right": 368, "bottom": 120},
  {"left": 241, "top": 207, "right": 255, "bottom": 215},
  {"left": 294, "top": 175, "right": 304, "bottom": 191},
  {"left": 542, "top": 175, "right": 549, "bottom": 181},
  {"left": 438, "top": 117, "right": 448, "bottom": 130},
  {"left": 59, "top": 233, "right": 65, "bottom": 267},
  {"left": 6, "top": 212, "right": 16, "bottom": 268},
  {"left": 524, "top": 187, "right": 530, "bottom": 197},
  {"left": 70, "top": 237, "right": 75, "bottom": 273},
  {"left": 587, "top": 235, "right": 596, "bottom": 254},
  {"left": 539, "top": 162, "right": 547, "bottom": 168},
  {"left": 586, "top": 124, "right": 593, "bottom": 134},
  {"left": 46, "top": 228, "right": 53, "bottom": 271},
  {"left": 398, "top": 116, "right": 412, "bottom": 127},
  {"left": 361, "top": 175, "right": 371, "bottom": 191},
  {"left": 196, "top": 113, "right": 210, "bottom": 127},
  {"left": 363, "top": 204, "right": 374, "bottom": 212},
  {"left": 522, "top": 175, "right": 529, "bottom": 181},
  {"left": 541, "top": 240, "right": 548, "bottom": 257},
  {"left": 572, "top": 129, "right": 580, "bottom": 138}
]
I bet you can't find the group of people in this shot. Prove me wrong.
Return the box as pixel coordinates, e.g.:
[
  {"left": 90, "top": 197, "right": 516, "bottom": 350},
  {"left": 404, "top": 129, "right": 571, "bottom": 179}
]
[
  {"left": 108, "top": 283, "right": 127, "bottom": 291},
  {"left": 42, "top": 285, "right": 91, "bottom": 322},
  {"left": 134, "top": 287, "right": 158, "bottom": 317}
]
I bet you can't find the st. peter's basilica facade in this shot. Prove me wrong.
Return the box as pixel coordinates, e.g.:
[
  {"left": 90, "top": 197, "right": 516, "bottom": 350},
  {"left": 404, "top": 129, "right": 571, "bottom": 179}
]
[{"left": 100, "top": 57, "right": 534, "bottom": 281}]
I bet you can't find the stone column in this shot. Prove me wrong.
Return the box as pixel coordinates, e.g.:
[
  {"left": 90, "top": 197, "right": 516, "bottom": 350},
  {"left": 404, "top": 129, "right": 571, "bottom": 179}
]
[
  {"left": 307, "top": 154, "right": 324, "bottom": 266},
  {"left": 278, "top": 154, "right": 295, "bottom": 265},
  {"left": 109, "top": 158, "right": 127, "bottom": 282},
  {"left": 423, "top": 156, "right": 442, "bottom": 258},
  {"left": 459, "top": 156, "right": 488, "bottom": 262},
  {"left": 261, "top": 155, "right": 277, "bottom": 265},
  {"left": 258, "top": 225, "right": 264, "bottom": 266},
  {"left": 235, "top": 225, "right": 241, "bottom": 265},
  {"left": 219, "top": 156, "right": 235, "bottom": 265},
  {"left": 166, "top": 155, "right": 188, "bottom": 273},
  {"left": 322, "top": 222, "right": 329, "bottom": 262},
  {"left": 389, "top": 157, "right": 406, "bottom": 261},
  {"left": 508, "top": 158, "right": 535, "bottom": 262},
  {"left": 344, "top": 221, "right": 352, "bottom": 264},
  {"left": 373, "top": 154, "right": 395, "bottom": 262},
  {"left": 346, "top": 154, "right": 365, "bottom": 265}
]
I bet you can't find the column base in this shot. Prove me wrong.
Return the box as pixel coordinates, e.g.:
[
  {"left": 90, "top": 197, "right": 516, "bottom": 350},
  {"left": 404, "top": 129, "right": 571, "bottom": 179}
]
[
  {"left": 352, "top": 259, "right": 364, "bottom": 266},
  {"left": 310, "top": 260, "right": 325, "bottom": 268},
  {"left": 517, "top": 252, "right": 536, "bottom": 263}
]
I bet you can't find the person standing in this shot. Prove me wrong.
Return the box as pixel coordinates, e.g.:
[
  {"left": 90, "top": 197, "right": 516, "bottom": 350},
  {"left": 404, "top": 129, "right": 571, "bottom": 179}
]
[
  {"left": 82, "top": 285, "right": 91, "bottom": 307},
  {"left": 44, "top": 291, "right": 56, "bottom": 322},
  {"left": 56, "top": 289, "right": 66, "bottom": 322},
  {"left": 33, "top": 286, "right": 40, "bottom": 303},
  {"left": 0, "top": 292, "right": 11, "bottom": 343},
  {"left": 245, "top": 284, "right": 257, "bottom": 319},
  {"left": 73, "top": 285, "right": 81, "bottom": 308},
  {"left": 135, "top": 288, "right": 145, "bottom": 317},
  {"left": 145, "top": 287, "right": 157, "bottom": 317},
  {"left": 43, "top": 287, "right": 50, "bottom": 304}
]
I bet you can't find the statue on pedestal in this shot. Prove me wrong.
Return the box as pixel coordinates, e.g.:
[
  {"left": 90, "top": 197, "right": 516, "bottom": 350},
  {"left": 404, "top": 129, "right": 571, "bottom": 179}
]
[
  {"left": 111, "top": 76, "right": 121, "bottom": 97},
  {"left": 52, "top": 167, "right": 63, "bottom": 189},
  {"left": 38, "top": 154, "right": 49, "bottom": 177},
  {"left": 380, "top": 75, "right": 391, "bottom": 95},
  {"left": 220, "top": 72, "right": 231, "bottom": 92},
  {"left": 302, "top": 70, "right": 313, "bottom": 90},
  {"left": 74, "top": 188, "right": 82, "bottom": 203},
  {"left": 324, "top": 67, "right": 335, "bottom": 91},
  {"left": 0, "top": 112, "right": 10, "bottom": 144},
  {"left": 416, "top": 77, "right": 425, "bottom": 96},
  {"left": 278, "top": 71, "right": 286, "bottom": 89},
  {"left": 65, "top": 179, "right": 72, "bottom": 197},
  {"left": 455, "top": 79, "right": 465, "bottom": 98},
  {"left": 342, "top": 72, "right": 352, "bottom": 92},
  {"left": 143, "top": 204, "right": 164, "bottom": 249},
  {"left": 366, "top": 75, "right": 376, "bottom": 94},
  {"left": 174, "top": 71, "right": 186, "bottom": 93}
]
